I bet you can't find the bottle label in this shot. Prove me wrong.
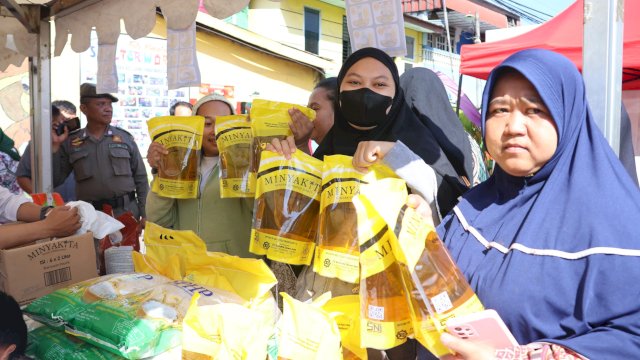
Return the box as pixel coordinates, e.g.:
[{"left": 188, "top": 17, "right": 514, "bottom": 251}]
[{"left": 250, "top": 229, "right": 315, "bottom": 265}]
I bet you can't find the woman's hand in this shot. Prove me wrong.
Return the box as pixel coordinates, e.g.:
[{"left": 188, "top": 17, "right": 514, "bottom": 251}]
[
  {"left": 43, "top": 206, "right": 81, "bottom": 238},
  {"left": 289, "top": 108, "right": 314, "bottom": 149},
  {"left": 406, "top": 194, "right": 434, "bottom": 227},
  {"left": 265, "top": 136, "right": 297, "bottom": 160},
  {"left": 147, "top": 142, "right": 168, "bottom": 170},
  {"left": 439, "top": 333, "right": 497, "bottom": 360},
  {"left": 352, "top": 141, "right": 395, "bottom": 172}
]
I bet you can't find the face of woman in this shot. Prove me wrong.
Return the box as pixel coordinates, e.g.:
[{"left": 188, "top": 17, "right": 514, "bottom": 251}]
[
  {"left": 196, "top": 100, "right": 232, "bottom": 157},
  {"left": 340, "top": 57, "right": 395, "bottom": 99},
  {"left": 339, "top": 57, "right": 395, "bottom": 129},
  {"left": 485, "top": 71, "right": 558, "bottom": 177},
  {"left": 308, "top": 87, "right": 334, "bottom": 143}
]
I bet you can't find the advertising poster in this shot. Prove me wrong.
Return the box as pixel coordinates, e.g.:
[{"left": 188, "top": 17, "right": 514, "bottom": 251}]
[{"left": 80, "top": 35, "right": 191, "bottom": 153}]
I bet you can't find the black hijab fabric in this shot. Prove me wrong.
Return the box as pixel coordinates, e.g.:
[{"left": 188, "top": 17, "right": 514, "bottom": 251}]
[
  {"left": 399, "top": 68, "right": 474, "bottom": 181},
  {"left": 314, "top": 47, "right": 466, "bottom": 215}
]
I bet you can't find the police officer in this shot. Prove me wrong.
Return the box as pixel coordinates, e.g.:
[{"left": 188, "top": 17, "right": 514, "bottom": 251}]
[{"left": 52, "top": 83, "right": 149, "bottom": 220}]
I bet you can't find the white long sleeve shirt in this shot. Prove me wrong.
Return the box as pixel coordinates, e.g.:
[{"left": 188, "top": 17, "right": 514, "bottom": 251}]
[{"left": 0, "top": 185, "right": 31, "bottom": 224}]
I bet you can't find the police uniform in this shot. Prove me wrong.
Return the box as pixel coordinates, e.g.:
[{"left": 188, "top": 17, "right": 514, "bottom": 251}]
[{"left": 53, "top": 126, "right": 149, "bottom": 219}]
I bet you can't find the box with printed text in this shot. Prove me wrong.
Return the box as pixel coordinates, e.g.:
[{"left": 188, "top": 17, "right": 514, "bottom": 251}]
[{"left": 0, "top": 232, "right": 97, "bottom": 305}]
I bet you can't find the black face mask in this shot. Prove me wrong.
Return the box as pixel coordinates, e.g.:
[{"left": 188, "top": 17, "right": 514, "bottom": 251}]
[{"left": 339, "top": 88, "right": 393, "bottom": 128}]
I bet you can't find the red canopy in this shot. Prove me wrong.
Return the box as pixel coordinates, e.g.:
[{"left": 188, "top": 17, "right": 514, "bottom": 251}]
[{"left": 460, "top": 0, "right": 640, "bottom": 90}]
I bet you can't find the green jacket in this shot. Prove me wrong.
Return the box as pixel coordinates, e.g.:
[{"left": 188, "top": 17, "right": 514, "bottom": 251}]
[{"left": 146, "top": 164, "right": 256, "bottom": 258}]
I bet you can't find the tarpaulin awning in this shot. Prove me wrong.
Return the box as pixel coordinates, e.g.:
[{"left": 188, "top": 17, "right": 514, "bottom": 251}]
[{"left": 460, "top": 0, "right": 640, "bottom": 90}]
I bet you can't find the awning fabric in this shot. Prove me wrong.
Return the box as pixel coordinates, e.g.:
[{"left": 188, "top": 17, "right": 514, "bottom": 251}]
[
  {"left": 0, "top": 0, "right": 252, "bottom": 75},
  {"left": 460, "top": 0, "right": 640, "bottom": 90}
]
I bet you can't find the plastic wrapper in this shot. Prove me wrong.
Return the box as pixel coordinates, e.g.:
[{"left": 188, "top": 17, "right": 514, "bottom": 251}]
[
  {"left": 364, "top": 182, "right": 484, "bottom": 357},
  {"left": 27, "top": 326, "right": 122, "bottom": 360},
  {"left": 250, "top": 99, "right": 315, "bottom": 174},
  {"left": 24, "top": 273, "right": 170, "bottom": 329},
  {"left": 182, "top": 292, "right": 274, "bottom": 360},
  {"left": 353, "top": 179, "right": 413, "bottom": 350},
  {"left": 67, "top": 280, "right": 245, "bottom": 359},
  {"left": 250, "top": 150, "right": 322, "bottom": 265},
  {"left": 277, "top": 292, "right": 342, "bottom": 360},
  {"left": 322, "top": 295, "right": 368, "bottom": 360},
  {"left": 147, "top": 116, "right": 204, "bottom": 199},
  {"left": 216, "top": 114, "right": 256, "bottom": 198},
  {"left": 140, "top": 222, "right": 208, "bottom": 278},
  {"left": 314, "top": 155, "right": 396, "bottom": 284},
  {"left": 357, "top": 178, "right": 484, "bottom": 356}
]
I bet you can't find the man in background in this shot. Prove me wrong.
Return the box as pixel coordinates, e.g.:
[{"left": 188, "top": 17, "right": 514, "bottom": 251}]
[
  {"left": 169, "top": 101, "right": 193, "bottom": 116},
  {"left": 52, "top": 83, "right": 148, "bottom": 220},
  {"left": 17, "top": 102, "right": 78, "bottom": 201}
]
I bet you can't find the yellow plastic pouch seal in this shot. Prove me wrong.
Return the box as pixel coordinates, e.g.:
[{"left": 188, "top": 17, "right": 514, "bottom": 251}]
[
  {"left": 323, "top": 295, "right": 368, "bottom": 360},
  {"left": 147, "top": 116, "right": 204, "bottom": 199},
  {"left": 278, "top": 292, "right": 342, "bottom": 360},
  {"left": 250, "top": 99, "right": 315, "bottom": 173},
  {"left": 216, "top": 114, "right": 256, "bottom": 198},
  {"left": 250, "top": 150, "right": 322, "bottom": 265},
  {"left": 143, "top": 222, "right": 208, "bottom": 277},
  {"left": 315, "top": 155, "right": 396, "bottom": 284},
  {"left": 353, "top": 179, "right": 413, "bottom": 350},
  {"left": 183, "top": 292, "right": 272, "bottom": 360}
]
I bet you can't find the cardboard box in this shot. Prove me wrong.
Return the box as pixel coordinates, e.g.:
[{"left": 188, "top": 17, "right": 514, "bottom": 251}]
[{"left": 0, "top": 232, "right": 98, "bottom": 305}]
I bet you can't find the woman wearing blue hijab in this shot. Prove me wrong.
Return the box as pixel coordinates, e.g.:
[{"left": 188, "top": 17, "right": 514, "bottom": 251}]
[{"left": 354, "top": 48, "right": 640, "bottom": 359}]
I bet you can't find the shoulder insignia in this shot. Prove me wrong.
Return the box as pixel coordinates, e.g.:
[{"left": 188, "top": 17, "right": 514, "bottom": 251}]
[
  {"left": 71, "top": 137, "right": 84, "bottom": 147},
  {"left": 112, "top": 135, "right": 122, "bottom": 143}
]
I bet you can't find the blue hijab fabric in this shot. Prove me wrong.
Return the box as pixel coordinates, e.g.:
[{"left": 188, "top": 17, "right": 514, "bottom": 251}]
[{"left": 437, "top": 49, "right": 640, "bottom": 358}]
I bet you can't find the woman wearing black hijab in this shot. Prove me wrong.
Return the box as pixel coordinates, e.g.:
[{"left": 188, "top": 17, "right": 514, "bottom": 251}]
[{"left": 314, "top": 47, "right": 467, "bottom": 216}]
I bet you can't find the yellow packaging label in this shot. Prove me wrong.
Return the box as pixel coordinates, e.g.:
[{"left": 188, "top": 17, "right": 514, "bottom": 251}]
[
  {"left": 358, "top": 225, "right": 396, "bottom": 278},
  {"left": 413, "top": 294, "right": 485, "bottom": 357},
  {"left": 249, "top": 229, "right": 315, "bottom": 265},
  {"left": 392, "top": 205, "right": 434, "bottom": 272},
  {"left": 313, "top": 247, "right": 360, "bottom": 284},
  {"left": 255, "top": 151, "right": 322, "bottom": 199},
  {"left": 216, "top": 115, "right": 255, "bottom": 198},
  {"left": 250, "top": 150, "right": 322, "bottom": 265},
  {"left": 147, "top": 116, "right": 204, "bottom": 199},
  {"left": 315, "top": 155, "right": 397, "bottom": 284},
  {"left": 360, "top": 317, "right": 413, "bottom": 350},
  {"left": 354, "top": 179, "right": 414, "bottom": 350}
]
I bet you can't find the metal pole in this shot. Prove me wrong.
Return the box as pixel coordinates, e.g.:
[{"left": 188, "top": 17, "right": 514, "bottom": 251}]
[
  {"left": 583, "top": 0, "right": 624, "bottom": 155},
  {"left": 29, "top": 17, "right": 53, "bottom": 193},
  {"left": 456, "top": 74, "right": 463, "bottom": 116},
  {"left": 441, "top": 0, "right": 456, "bottom": 79},
  {"left": 474, "top": 10, "right": 480, "bottom": 43}
]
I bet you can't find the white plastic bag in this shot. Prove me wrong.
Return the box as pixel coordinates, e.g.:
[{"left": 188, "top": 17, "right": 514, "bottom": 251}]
[{"left": 66, "top": 201, "right": 124, "bottom": 238}]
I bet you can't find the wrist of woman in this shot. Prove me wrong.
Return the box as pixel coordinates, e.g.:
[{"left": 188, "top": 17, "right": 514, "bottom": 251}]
[{"left": 40, "top": 206, "right": 54, "bottom": 220}]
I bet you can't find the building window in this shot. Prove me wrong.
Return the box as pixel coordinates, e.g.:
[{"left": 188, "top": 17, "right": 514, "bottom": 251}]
[
  {"left": 342, "top": 15, "right": 352, "bottom": 62},
  {"left": 304, "top": 7, "right": 320, "bottom": 54},
  {"left": 427, "top": 33, "right": 451, "bottom": 51},
  {"left": 405, "top": 36, "right": 415, "bottom": 59}
]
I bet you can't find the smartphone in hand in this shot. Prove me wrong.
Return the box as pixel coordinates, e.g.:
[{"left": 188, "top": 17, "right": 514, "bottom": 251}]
[
  {"left": 445, "top": 309, "right": 519, "bottom": 349},
  {"left": 55, "top": 117, "right": 81, "bottom": 136}
]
